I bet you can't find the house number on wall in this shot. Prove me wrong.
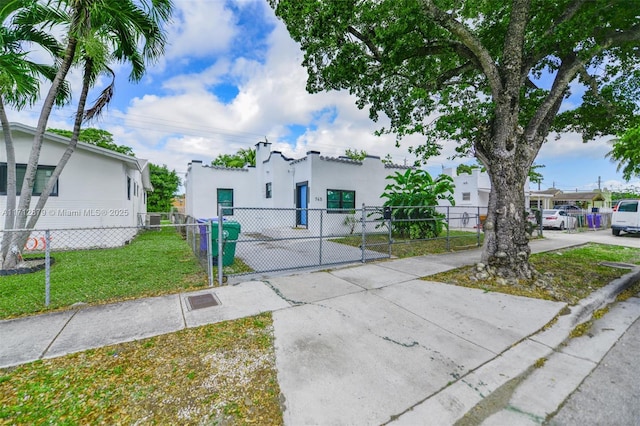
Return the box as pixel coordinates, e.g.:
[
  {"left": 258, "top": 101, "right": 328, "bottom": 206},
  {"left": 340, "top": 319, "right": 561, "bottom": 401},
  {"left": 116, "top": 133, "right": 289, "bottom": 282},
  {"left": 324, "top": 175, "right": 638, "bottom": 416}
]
[{"left": 315, "top": 197, "right": 322, "bottom": 201}]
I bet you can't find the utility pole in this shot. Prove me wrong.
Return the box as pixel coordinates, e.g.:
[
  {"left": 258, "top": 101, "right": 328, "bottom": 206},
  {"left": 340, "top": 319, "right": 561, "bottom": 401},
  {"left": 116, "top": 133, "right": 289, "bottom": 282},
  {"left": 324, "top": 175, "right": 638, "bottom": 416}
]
[{"left": 598, "top": 176, "right": 601, "bottom": 190}]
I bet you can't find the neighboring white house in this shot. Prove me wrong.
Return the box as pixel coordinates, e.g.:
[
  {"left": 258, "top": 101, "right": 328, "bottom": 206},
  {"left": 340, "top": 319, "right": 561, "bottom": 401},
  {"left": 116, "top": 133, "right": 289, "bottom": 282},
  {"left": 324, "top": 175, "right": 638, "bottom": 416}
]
[
  {"left": 437, "top": 167, "right": 532, "bottom": 228},
  {"left": 0, "top": 122, "right": 152, "bottom": 249},
  {"left": 441, "top": 167, "right": 532, "bottom": 207},
  {"left": 441, "top": 167, "right": 492, "bottom": 207},
  {"left": 185, "top": 141, "right": 411, "bottom": 235}
]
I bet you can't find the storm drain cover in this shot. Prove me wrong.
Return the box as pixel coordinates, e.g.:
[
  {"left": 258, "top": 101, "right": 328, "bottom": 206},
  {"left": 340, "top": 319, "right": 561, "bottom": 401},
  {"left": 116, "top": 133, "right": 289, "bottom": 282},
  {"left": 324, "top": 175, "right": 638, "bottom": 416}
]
[{"left": 187, "top": 293, "right": 219, "bottom": 310}]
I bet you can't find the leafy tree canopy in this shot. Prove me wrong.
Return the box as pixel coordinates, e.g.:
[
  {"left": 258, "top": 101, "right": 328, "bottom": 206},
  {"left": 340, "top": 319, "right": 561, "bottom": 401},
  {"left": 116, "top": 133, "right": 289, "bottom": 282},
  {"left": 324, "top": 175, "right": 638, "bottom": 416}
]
[
  {"left": 456, "top": 164, "right": 482, "bottom": 175},
  {"left": 528, "top": 163, "right": 545, "bottom": 185},
  {"left": 606, "top": 126, "right": 640, "bottom": 181},
  {"left": 212, "top": 148, "right": 256, "bottom": 168},
  {"left": 271, "top": 0, "right": 639, "bottom": 161},
  {"left": 148, "top": 164, "right": 180, "bottom": 213},
  {"left": 344, "top": 148, "right": 368, "bottom": 160},
  {"left": 270, "top": 0, "right": 640, "bottom": 279},
  {"left": 612, "top": 189, "right": 640, "bottom": 201},
  {"left": 48, "top": 128, "right": 134, "bottom": 156}
]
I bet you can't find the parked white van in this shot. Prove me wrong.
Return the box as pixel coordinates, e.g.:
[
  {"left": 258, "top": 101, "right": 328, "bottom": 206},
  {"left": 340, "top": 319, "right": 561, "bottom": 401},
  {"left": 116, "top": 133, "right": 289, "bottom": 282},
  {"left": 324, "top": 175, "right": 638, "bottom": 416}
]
[{"left": 611, "top": 200, "right": 640, "bottom": 236}]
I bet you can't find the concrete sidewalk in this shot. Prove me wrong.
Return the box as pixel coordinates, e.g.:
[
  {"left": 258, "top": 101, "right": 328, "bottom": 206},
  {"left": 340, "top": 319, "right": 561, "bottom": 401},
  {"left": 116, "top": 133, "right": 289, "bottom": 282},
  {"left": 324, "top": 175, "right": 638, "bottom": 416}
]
[{"left": 2, "top": 230, "right": 640, "bottom": 425}]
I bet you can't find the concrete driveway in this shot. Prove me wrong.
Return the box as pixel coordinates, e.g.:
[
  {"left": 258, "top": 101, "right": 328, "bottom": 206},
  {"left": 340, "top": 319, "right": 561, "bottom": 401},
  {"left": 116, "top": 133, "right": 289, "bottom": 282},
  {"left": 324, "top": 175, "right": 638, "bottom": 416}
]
[{"left": 269, "top": 262, "right": 566, "bottom": 425}]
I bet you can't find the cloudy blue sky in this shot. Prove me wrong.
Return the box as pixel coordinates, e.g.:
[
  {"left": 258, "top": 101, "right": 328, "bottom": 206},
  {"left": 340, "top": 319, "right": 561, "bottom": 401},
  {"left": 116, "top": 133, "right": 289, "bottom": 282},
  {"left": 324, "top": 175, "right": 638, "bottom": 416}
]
[{"left": 8, "top": 0, "right": 639, "bottom": 193}]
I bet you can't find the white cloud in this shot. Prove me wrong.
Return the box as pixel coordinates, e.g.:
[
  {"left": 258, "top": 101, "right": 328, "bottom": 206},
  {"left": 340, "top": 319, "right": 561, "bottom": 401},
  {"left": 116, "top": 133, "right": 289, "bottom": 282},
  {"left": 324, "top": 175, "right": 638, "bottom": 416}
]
[
  {"left": 161, "top": 59, "right": 232, "bottom": 94},
  {"left": 537, "top": 132, "right": 613, "bottom": 161},
  {"left": 6, "top": 0, "right": 627, "bottom": 196},
  {"left": 162, "top": 1, "right": 238, "bottom": 62}
]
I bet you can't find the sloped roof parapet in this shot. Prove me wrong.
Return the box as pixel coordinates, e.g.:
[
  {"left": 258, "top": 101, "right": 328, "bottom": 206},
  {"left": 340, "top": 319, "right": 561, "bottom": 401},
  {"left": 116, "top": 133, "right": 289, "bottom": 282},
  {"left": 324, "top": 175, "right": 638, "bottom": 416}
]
[
  {"left": 264, "top": 150, "right": 293, "bottom": 163},
  {"left": 209, "top": 165, "right": 249, "bottom": 172},
  {"left": 384, "top": 163, "right": 413, "bottom": 169},
  {"left": 319, "top": 155, "right": 362, "bottom": 165}
]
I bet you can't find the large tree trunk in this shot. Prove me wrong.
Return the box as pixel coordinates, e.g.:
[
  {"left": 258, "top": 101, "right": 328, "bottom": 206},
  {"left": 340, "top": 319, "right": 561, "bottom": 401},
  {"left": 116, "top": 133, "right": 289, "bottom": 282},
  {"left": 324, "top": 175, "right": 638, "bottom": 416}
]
[{"left": 481, "top": 154, "right": 535, "bottom": 280}]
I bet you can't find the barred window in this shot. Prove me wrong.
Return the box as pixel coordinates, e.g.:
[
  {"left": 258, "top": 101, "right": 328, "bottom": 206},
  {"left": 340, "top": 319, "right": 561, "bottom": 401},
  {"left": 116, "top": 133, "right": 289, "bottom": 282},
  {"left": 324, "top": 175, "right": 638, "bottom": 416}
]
[
  {"left": 327, "top": 189, "right": 355, "bottom": 213},
  {"left": 217, "top": 188, "right": 234, "bottom": 215}
]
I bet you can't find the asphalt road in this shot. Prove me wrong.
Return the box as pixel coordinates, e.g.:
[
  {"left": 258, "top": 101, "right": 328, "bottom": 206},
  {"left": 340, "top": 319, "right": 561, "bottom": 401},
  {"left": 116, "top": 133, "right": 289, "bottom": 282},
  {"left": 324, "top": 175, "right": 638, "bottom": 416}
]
[{"left": 548, "top": 312, "right": 640, "bottom": 425}]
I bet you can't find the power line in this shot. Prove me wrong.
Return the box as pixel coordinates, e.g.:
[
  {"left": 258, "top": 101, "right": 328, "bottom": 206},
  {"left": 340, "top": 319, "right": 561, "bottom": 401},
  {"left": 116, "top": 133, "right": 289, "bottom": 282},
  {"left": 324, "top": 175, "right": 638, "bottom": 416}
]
[{"left": 12, "top": 105, "right": 420, "bottom": 165}]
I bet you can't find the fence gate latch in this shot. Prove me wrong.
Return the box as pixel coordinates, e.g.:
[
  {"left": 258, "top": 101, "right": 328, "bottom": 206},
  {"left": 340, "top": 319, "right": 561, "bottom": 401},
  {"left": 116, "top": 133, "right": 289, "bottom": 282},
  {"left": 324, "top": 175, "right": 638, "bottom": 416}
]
[{"left": 383, "top": 206, "right": 392, "bottom": 220}]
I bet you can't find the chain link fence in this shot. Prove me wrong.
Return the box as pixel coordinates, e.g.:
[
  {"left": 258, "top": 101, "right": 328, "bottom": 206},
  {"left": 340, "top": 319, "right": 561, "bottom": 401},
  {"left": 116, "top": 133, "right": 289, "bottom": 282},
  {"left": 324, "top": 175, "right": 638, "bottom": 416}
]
[
  {"left": 184, "top": 205, "right": 489, "bottom": 281},
  {"left": 0, "top": 222, "right": 212, "bottom": 318},
  {"left": 6, "top": 204, "right": 574, "bottom": 318}
]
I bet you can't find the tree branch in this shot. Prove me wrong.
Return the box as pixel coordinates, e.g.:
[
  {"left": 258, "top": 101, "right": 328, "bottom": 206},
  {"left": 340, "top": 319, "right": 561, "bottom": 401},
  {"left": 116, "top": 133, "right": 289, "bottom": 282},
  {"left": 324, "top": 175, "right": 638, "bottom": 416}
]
[
  {"left": 538, "top": 0, "right": 588, "bottom": 44},
  {"left": 526, "top": 22, "right": 640, "bottom": 144},
  {"left": 418, "top": 0, "right": 502, "bottom": 99},
  {"left": 502, "top": 0, "right": 530, "bottom": 88},
  {"left": 598, "top": 23, "right": 640, "bottom": 45},
  {"left": 347, "top": 26, "right": 382, "bottom": 62},
  {"left": 578, "top": 66, "right": 615, "bottom": 112},
  {"left": 525, "top": 51, "right": 580, "bottom": 144}
]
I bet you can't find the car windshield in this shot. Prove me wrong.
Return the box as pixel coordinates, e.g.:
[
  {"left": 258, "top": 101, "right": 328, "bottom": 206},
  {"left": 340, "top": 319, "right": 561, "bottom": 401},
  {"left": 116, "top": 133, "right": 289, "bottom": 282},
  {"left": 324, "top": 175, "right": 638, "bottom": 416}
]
[{"left": 543, "top": 210, "right": 557, "bottom": 215}]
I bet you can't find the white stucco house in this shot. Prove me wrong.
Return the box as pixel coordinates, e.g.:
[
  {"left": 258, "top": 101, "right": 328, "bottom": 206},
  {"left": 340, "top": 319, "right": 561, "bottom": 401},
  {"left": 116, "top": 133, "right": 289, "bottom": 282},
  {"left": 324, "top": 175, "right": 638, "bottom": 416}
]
[
  {"left": 441, "top": 167, "right": 532, "bottom": 207},
  {"left": 185, "top": 141, "right": 411, "bottom": 235},
  {"left": 0, "top": 123, "right": 151, "bottom": 249},
  {"left": 441, "top": 167, "right": 492, "bottom": 207},
  {"left": 438, "top": 167, "right": 532, "bottom": 228}
]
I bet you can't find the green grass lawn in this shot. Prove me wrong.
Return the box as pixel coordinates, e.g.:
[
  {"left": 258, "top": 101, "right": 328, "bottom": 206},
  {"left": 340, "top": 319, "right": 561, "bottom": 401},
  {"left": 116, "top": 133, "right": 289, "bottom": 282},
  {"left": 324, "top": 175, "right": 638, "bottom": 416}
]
[
  {"left": 427, "top": 243, "right": 640, "bottom": 304},
  {"left": 2, "top": 242, "right": 639, "bottom": 424},
  {"left": 0, "top": 227, "right": 209, "bottom": 319},
  {"left": 334, "top": 229, "right": 484, "bottom": 258},
  {"left": 0, "top": 313, "right": 283, "bottom": 425}
]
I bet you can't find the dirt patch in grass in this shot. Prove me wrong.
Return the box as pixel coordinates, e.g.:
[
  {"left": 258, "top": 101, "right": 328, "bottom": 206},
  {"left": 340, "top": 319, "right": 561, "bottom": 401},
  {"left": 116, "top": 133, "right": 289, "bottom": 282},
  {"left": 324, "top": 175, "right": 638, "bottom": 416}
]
[
  {"left": 426, "top": 243, "right": 640, "bottom": 304},
  {"left": 0, "top": 313, "right": 283, "bottom": 425}
]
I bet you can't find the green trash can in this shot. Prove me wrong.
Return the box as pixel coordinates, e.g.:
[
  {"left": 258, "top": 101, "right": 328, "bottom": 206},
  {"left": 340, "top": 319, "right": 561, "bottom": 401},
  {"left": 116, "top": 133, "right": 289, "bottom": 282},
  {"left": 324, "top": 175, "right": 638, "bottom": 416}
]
[{"left": 211, "top": 220, "right": 241, "bottom": 266}]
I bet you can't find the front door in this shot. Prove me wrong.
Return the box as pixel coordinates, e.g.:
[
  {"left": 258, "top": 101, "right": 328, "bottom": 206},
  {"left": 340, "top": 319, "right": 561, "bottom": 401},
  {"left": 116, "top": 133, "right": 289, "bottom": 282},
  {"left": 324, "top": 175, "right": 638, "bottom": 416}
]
[{"left": 296, "top": 182, "right": 308, "bottom": 227}]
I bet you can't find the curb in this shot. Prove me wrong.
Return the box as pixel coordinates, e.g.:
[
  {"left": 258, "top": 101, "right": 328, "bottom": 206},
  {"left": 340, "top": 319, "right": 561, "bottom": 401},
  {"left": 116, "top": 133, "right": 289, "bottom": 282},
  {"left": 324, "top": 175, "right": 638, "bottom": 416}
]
[
  {"left": 567, "top": 266, "right": 640, "bottom": 327},
  {"left": 389, "top": 267, "right": 640, "bottom": 425},
  {"left": 461, "top": 267, "right": 640, "bottom": 425}
]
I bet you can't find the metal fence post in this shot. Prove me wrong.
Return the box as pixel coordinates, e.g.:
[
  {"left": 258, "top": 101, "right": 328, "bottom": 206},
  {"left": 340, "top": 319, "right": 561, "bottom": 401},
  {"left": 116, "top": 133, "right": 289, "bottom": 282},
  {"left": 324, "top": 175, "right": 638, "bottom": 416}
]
[
  {"left": 477, "top": 206, "right": 481, "bottom": 246},
  {"left": 45, "top": 229, "right": 51, "bottom": 306},
  {"left": 218, "top": 205, "right": 224, "bottom": 286},
  {"left": 446, "top": 206, "right": 450, "bottom": 251},
  {"left": 388, "top": 211, "right": 392, "bottom": 259},
  {"left": 207, "top": 221, "right": 214, "bottom": 287},
  {"left": 361, "top": 203, "right": 366, "bottom": 263},
  {"left": 319, "top": 209, "right": 323, "bottom": 266}
]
